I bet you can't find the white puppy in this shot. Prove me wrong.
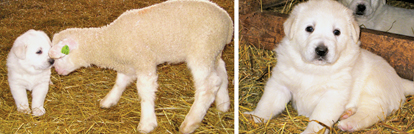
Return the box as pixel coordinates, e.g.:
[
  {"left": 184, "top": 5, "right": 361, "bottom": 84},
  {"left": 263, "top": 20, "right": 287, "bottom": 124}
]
[
  {"left": 7, "top": 29, "right": 54, "bottom": 116},
  {"left": 244, "top": 0, "right": 414, "bottom": 133},
  {"left": 340, "top": 0, "right": 414, "bottom": 36}
]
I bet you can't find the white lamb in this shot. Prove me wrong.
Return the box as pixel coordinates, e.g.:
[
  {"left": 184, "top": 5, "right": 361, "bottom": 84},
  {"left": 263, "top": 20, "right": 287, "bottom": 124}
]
[{"left": 48, "top": 0, "right": 233, "bottom": 133}]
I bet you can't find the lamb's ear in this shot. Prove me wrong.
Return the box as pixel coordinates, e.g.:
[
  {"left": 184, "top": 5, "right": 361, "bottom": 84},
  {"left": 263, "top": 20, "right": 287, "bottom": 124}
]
[
  {"left": 49, "top": 38, "right": 78, "bottom": 59},
  {"left": 12, "top": 44, "right": 27, "bottom": 60}
]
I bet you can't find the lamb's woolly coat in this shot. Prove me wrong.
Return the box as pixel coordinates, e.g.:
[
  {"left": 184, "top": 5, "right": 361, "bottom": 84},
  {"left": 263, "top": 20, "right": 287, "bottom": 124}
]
[
  {"left": 50, "top": 0, "right": 232, "bottom": 76},
  {"left": 49, "top": 0, "right": 232, "bottom": 133}
]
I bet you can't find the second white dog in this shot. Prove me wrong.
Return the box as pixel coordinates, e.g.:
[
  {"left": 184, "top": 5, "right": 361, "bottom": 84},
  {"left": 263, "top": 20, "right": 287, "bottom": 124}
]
[
  {"left": 7, "top": 29, "right": 54, "bottom": 116},
  {"left": 244, "top": 0, "right": 414, "bottom": 133},
  {"left": 340, "top": 0, "right": 414, "bottom": 36}
]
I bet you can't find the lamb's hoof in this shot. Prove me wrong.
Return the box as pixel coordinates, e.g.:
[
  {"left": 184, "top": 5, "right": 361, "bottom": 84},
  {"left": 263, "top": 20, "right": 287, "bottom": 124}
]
[
  {"left": 17, "top": 106, "right": 31, "bottom": 114},
  {"left": 243, "top": 111, "right": 265, "bottom": 123},
  {"left": 216, "top": 101, "right": 230, "bottom": 112},
  {"left": 32, "top": 107, "right": 46, "bottom": 116},
  {"left": 180, "top": 120, "right": 200, "bottom": 134},
  {"left": 99, "top": 98, "right": 117, "bottom": 108},
  {"left": 138, "top": 119, "right": 157, "bottom": 133},
  {"left": 301, "top": 128, "right": 328, "bottom": 134}
]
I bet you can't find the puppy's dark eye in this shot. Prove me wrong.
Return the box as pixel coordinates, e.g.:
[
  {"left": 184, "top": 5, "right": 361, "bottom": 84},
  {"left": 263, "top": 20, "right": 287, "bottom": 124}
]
[
  {"left": 306, "top": 26, "right": 314, "bottom": 33},
  {"left": 36, "top": 50, "right": 42, "bottom": 54},
  {"left": 333, "top": 29, "right": 341, "bottom": 36}
]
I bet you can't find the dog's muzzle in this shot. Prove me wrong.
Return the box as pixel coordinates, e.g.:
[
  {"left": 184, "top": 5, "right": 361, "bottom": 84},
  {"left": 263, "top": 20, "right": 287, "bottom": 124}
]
[
  {"left": 356, "top": 4, "right": 366, "bottom": 15},
  {"left": 48, "top": 58, "right": 55, "bottom": 65}
]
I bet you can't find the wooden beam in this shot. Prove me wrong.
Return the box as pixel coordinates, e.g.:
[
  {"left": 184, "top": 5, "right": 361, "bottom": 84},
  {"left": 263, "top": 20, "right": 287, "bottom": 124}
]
[{"left": 241, "top": 11, "right": 414, "bottom": 80}]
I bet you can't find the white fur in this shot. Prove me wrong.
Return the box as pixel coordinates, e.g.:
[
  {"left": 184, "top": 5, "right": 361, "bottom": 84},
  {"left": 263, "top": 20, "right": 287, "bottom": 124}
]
[
  {"left": 7, "top": 29, "right": 54, "bottom": 116},
  {"left": 48, "top": 0, "right": 232, "bottom": 133},
  {"left": 340, "top": 0, "right": 414, "bottom": 36},
  {"left": 244, "top": 0, "right": 414, "bottom": 133}
]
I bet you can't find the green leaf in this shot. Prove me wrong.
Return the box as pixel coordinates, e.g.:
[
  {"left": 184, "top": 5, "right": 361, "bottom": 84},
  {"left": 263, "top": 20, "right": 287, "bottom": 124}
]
[{"left": 61, "top": 45, "right": 70, "bottom": 55}]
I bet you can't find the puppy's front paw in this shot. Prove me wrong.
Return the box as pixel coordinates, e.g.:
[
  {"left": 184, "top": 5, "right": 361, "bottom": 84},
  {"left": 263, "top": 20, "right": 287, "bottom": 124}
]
[
  {"left": 138, "top": 119, "right": 158, "bottom": 133},
  {"left": 338, "top": 120, "right": 358, "bottom": 132},
  {"left": 32, "top": 107, "right": 46, "bottom": 116},
  {"left": 17, "top": 105, "right": 31, "bottom": 114},
  {"left": 340, "top": 107, "right": 356, "bottom": 120}
]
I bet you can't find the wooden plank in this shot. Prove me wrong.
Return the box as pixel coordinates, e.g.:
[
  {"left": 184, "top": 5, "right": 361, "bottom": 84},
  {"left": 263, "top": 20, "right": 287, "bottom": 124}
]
[{"left": 240, "top": 11, "right": 414, "bottom": 80}]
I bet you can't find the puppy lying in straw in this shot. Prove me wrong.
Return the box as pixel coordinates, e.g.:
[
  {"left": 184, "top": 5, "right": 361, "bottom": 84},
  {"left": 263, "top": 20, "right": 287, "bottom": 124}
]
[
  {"left": 48, "top": 0, "right": 233, "bottom": 133},
  {"left": 7, "top": 29, "right": 54, "bottom": 116},
  {"left": 339, "top": 0, "right": 414, "bottom": 36},
  {"left": 244, "top": 0, "right": 414, "bottom": 133}
]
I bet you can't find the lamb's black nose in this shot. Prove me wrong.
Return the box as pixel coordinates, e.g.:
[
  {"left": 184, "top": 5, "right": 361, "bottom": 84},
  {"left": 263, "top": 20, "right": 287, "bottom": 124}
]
[
  {"left": 49, "top": 59, "right": 55, "bottom": 65},
  {"left": 356, "top": 4, "right": 366, "bottom": 15},
  {"left": 315, "top": 45, "right": 328, "bottom": 57}
]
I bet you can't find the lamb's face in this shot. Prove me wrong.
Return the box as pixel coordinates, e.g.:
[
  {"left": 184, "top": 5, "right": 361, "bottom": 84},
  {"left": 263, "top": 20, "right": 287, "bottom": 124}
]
[
  {"left": 53, "top": 56, "right": 79, "bottom": 75},
  {"left": 49, "top": 38, "right": 81, "bottom": 75}
]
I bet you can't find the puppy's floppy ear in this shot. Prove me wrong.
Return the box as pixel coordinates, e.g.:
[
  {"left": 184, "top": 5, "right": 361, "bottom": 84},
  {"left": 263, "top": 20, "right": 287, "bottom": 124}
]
[
  {"left": 372, "top": 0, "right": 385, "bottom": 9},
  {"left": 338, "top": 0, "right": 351, "bottom": 7},
  {"left": 49, "top": 38, "right": 79, "bottom": 59},
  {"left": 347, "top": 11, "right": 360, "bottom": 44},
  {"left": 350, "top": 20, "right": 360, "bottom": 43},
  {"left": 284, "top": 6, "right": 300, "bottom": 40},
  {"left": 12, "top": 44, "right": 27, "bottom": 60}
]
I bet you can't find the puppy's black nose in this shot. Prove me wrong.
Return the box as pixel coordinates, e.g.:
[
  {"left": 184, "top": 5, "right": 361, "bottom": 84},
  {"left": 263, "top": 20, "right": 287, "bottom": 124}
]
[
  {"left": 49, "top": 59, "right": 55, "bottom": 65},
  {"left": 356, "top": 4, "right": 366, "bottom": 15},
  {"left": 315, "top": 45, "right": 328, "bottom": 57}
]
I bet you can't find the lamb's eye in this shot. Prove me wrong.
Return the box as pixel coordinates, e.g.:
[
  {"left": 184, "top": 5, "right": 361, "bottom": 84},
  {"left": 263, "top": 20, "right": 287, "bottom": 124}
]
[
  {"left": 305, "top": 26, "right": 314, "bottom": 33},
  {"left": 333, "top": 29, "right": 341, "bottom": 36},
  {"left": 36, "top": 50, "right": 42, "bottom": 54}
]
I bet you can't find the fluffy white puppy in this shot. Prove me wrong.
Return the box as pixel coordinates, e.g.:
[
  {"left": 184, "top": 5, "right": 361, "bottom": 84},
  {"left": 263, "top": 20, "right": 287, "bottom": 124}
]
[
  {"left": 244, "top": 0, "right": 414, "bottom": 133},
  {"left": 339, "top": 0, "right": 414, "bottom": 36},
  {"left": 7, "top": 29, "right": 54, "bottom": 116}
]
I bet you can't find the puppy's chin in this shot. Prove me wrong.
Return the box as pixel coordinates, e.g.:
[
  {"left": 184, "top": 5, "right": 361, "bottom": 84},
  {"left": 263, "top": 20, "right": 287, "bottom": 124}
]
[
  {"left": 33, "top": 62, "right": 53, "bottom": 70},
  {"left": 354, "top": 14, "right": 369, "bottom": 20},
  {"left": 310, "top": 57, "right": 331, "bottom": 65},
  {"left": 302, "top": 55, "right": 335, "bottom": 66}
]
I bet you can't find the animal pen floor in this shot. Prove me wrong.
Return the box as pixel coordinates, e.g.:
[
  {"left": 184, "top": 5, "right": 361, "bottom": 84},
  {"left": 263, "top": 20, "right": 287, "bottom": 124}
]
[
  {"left": 239, "top": 0, "right": 414, "bottom": 133},
  {"left": 0, "top": 0, "right": 234, "bottom": 133}
]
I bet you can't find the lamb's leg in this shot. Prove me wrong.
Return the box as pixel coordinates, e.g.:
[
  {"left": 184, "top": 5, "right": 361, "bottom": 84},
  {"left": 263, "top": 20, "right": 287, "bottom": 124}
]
[
  {"left": 136, "top": 70, "right": 158, "bottom": 133},
  {"left": 180, "top": 63, "right": 220, "bottom": 134},
  {"left": 31, "top": 82, "right": 49, "bottom": 116},
  {"left": 244, "top": 77, "right": 291, "bottom": 123},
  {"left": 10, "top": 84, "right": 31, "bottom": 114},
  {"left": 100, "top": 73, "right": 133, "bottom": 108},
  {"left": 214, "top": 59, "right": 230, "bottom": 112}
]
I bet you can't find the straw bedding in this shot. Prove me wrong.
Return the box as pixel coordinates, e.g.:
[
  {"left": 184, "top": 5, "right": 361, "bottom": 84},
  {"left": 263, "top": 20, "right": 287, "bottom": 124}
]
[
  {"left": 239, "top": 0, "right": 414, "bottom": 133},
  {"left": 0, "top": 0, "right": 234, "bottom": 133}
]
